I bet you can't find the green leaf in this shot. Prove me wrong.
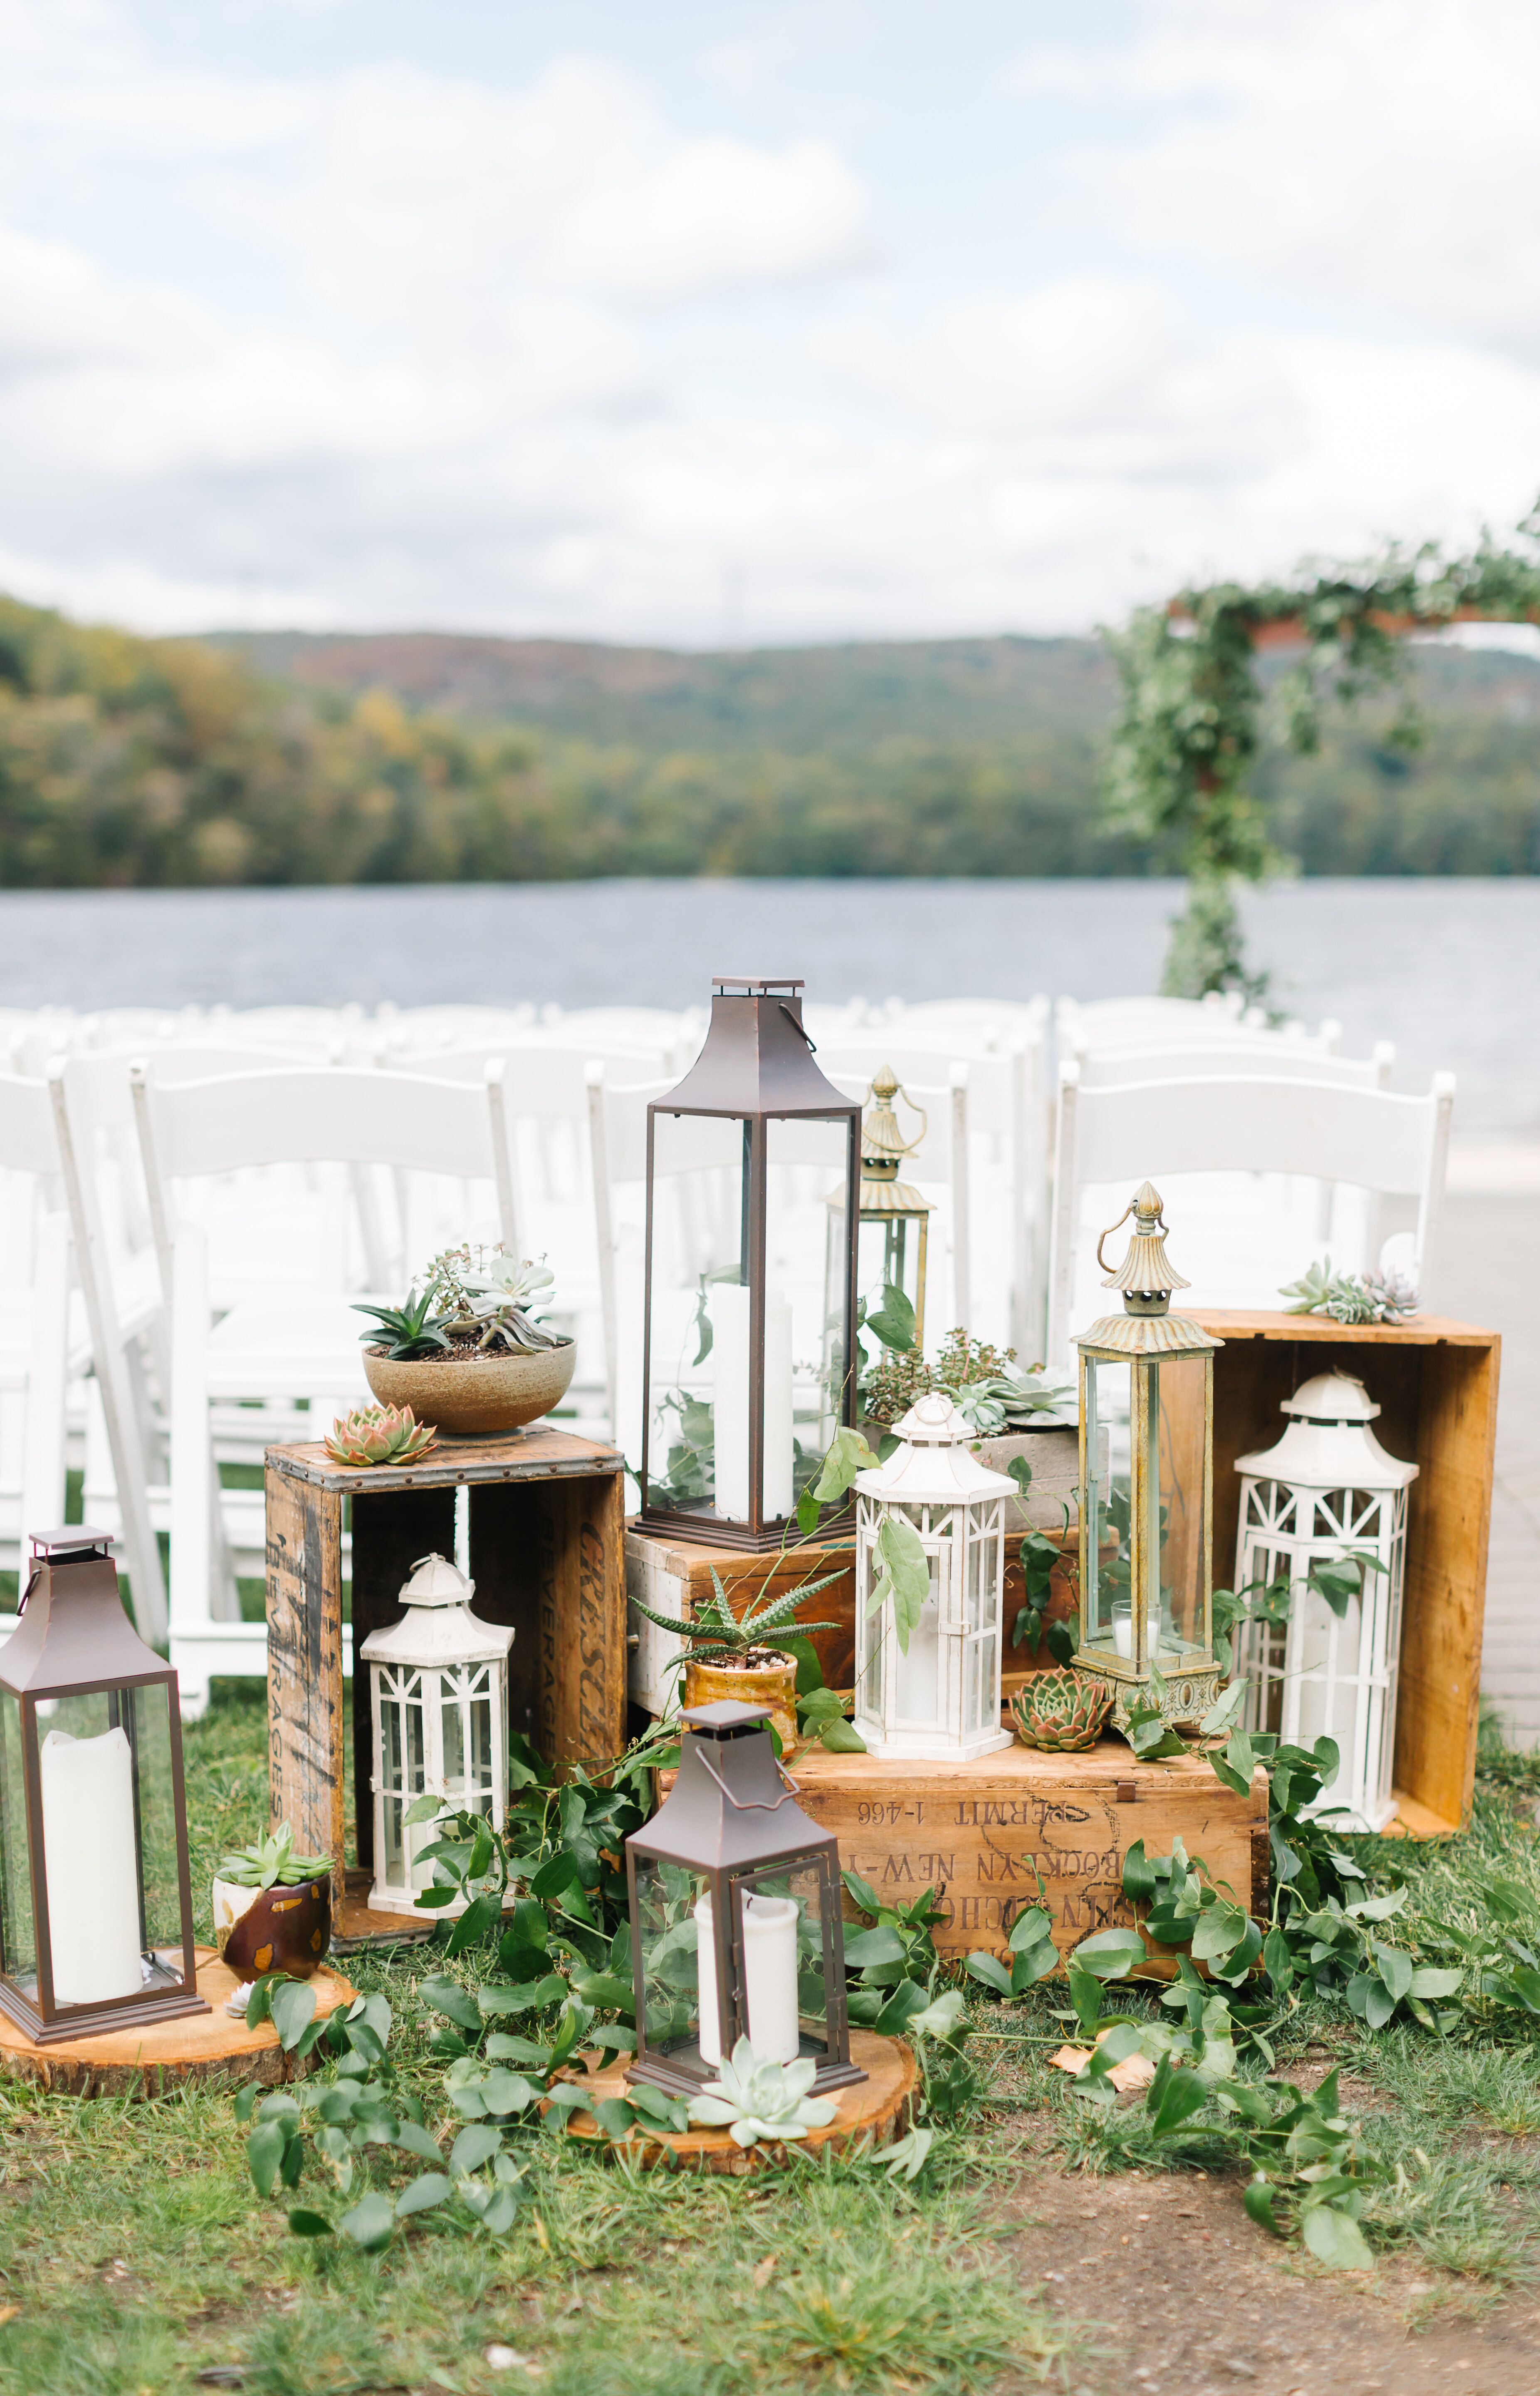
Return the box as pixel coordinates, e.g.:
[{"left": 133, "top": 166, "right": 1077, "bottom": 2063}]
[
  {"left": 1301, "top": 2203, "right": 1373, "bottom": 2272},
  {"left": 1407, "top": 1965, "right": 1462, "bottom": 2000},
  {"left": 1147, "top": 2062, "right": 1209, "bottom": 2139},
  {"left": 287, "top": 2208, "right": 333, "bottom": 2238},
  {"left": 247, "top": 2119, "right": 289, "bottom": 2198},
  {"left": 403, "top": 1792, "right": 447, "bottom": 1825},
  {"left": 268, "top": 1979, "right": 318, "bottom": 2054},
  {"left": 480, "top": 2071, "right": 540, "bottom": 2116},
  {"left": 1261, "top": 1926, "right": 1295, "bottom": 1992},
  {"left": 965, "top": 1951, "right": 1013, "bottom": 1997},
  {"left": 811, "top": 1426, "right": 881, "bottom": 1505},
  {"left": 450, "top": 2124, "right": 502, "bottom": 2174},
  {"left": 530, "top": 1849, "right": 582, "bottom": 1902},
  {"left": 396, "top": 2172, "right": 453, "bottom": 2218},
  {"left": 593, "top": 2097, "right": 638, "bottom": 2142},
  {"left": 872, "top": 1978, "right": 934, "bottom": 2037},
  {"left": 444, "top": 1892, "right": 500, "bottom": 1955},
  {"left": 1199, "top": 1679, "right": 1247, "bottom": 1738},
  {"left": 865, "top": 1285, "right": 916, "bottom": 1352},
  {"left": 1122, "top": 1839, "right": 1156, "bottom": 1906},
  {"left": 1374, "top": 1942, "right": 1414, "bottom": 2003},
  {"left": 1067, "top": 1962, "right": 1103, "bottom": 2035},
  {"left": 1191, "top": 1905, "right": 1248, "bottom": 1964},
  {"left": 1243, "top": 2178, "right": 1283, "bottom": 2237},
  {"left": 1072, "top": 1927, "right": 1148, "bottom": 1981},
  {"left": 1045, "top": 1620, "right": 1077, "bottom": 1666},
  {"left": 393, "top": 2120, "right": 443, "bottom": 2164},
  {"left": 817, "top": 1717, "right": 867, "bottom": 1752},
  {"left": 479, "top": 1975, "right": 566, "bottom": 2017},
  {"left": 843, "top": 1925, "right": 908, "bottom": 1968},
  {"left": 419, "top": 1978, "right": 479, "bottom": 2042},
  {"left": 843, "top": 1867, "right": 882, "bottom": 1918},
  {"left": 905, "top": 1988, "right": 966, "bottom": 2040},
  {"left": 339, "top": 2192, "right": 397, "bottom": 2251},
  {"left": 876, "top": 1513, "right": 930, "bottom": 1653},
  {"left": 795, "top": 1490, "right": 822, "bottom": 1536}
]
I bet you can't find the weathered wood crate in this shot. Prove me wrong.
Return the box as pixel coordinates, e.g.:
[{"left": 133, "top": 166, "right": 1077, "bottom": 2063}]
[
  {"left": 786, "top": 1740, "right": 1268, "bottom": 1966},
  {"left": 1192, "top": 1309, "right": 1500, "bottom": 1836},
  {"left": 267, "top": 1428, "right": 626, "bottom": 1940}
]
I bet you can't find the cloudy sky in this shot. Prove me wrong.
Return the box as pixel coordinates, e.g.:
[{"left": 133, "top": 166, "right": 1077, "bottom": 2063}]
[{"left": 2, "top": 0, "right": 1539, "bottom": 644}]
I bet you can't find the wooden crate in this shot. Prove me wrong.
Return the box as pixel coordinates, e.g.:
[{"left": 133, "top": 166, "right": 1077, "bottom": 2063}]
[
  {"left": 1191, "top": 1309, "right": 1500, "bottom": 1836},
  {"left": 787, "top": 1739, "right": 1268, "bottom": 1966},
  {"left": 267, "top": 1428, "right": 626, "bottom": 1934}
]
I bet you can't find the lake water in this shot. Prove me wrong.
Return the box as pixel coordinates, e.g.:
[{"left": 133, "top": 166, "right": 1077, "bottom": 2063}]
[{"left": 0, "top": 876, "right": 1533, "bottom": 1133}]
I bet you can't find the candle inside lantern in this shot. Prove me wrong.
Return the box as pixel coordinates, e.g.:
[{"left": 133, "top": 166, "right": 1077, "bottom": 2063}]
[
  {"left": 694, "top": 1888, "right": 801, "bottom": 2065},
  {"left": 39, "top": 1728, "right": 143, "bottom": 2004},
  {"left": 740, "top": 1894, "right": 801, "bottom": 2062},
  {"left": 711, "top": 1284, "right": 794, "bottom": 1520}
]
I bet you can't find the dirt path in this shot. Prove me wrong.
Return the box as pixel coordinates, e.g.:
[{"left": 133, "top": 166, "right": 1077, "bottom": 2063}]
[{"left": 1000, "top": 2166, "right": 1538, "bottom": 2396}]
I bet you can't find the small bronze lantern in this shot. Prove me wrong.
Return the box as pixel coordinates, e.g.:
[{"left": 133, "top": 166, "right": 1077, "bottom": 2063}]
[
  {"left": 1073, "top": 1186, "right": 1223, "bottom": 1732},
  {"left": 625, "top": 1701, "right": 865, "bottom": 2099},
  {"left": 833, "top": 1064, "right": 934, "bottom": 1359},
  {"left": 0, "top": 1530, "right": 207, "bottom": 2042},
  {"left": 638, "top": 977, "right": 860, "bottom": 1550}
]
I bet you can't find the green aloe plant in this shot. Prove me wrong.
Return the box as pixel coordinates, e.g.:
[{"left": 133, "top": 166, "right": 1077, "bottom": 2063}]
[
  {"left": 629, "top": 1563, "right": 843, "bottom": 1670},
  {"left": 353, "top": 1286, "right": 451, "bottom": 1361}
]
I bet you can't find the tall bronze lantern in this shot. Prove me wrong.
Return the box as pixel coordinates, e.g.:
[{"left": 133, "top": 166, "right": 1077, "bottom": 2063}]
[
  {"left": 0, "top": 1530, "right": 207, "bottom": 2042},
  {"left": 624, "top": 1700, "right": 865, "bottom": 2099},
  {"left": 638, "top": 977, "right": 860, "bottom": 1550},
  {"left": 840, "top": 1065, "right": 934, "bottom": 1357},
  {"left": 1073, "top": 1186, "right": 1223, "bottom": 1732}
]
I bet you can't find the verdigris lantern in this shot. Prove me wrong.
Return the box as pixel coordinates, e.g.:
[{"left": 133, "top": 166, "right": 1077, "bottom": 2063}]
[
  {"left": 1233, "top": 1372, "right": 1417, "bottom": 1832},
  {"left": 360, "top": 1552, "right": 514, "bottom": 1915},
  {"left": 625, "top": 1700, "right": 864, "bottom": 2100},
  {"left": 0, "top": 1530, "right": 207, "bottom": 2042},
  {"left": 638, "top": 978, "right": 860, "bottom": 1549},
  {"left": 1073, "top": 1184, "right": 1223, "bottom": 1731},
  {"left": 852, "top": 1393, "right": 1015, "bottom": 1761}
]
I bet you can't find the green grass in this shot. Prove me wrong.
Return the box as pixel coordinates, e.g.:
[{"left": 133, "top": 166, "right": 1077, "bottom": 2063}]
[{"left": 4, "top": 1696, "right": 1540, "bottom": 2389}]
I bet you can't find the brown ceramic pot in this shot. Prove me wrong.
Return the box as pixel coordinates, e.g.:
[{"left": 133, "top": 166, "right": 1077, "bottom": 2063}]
[
  {"left": 683, "top": 1654, "right": 800, "bottom": 1758},
  {"left": 214, "top": 1874, "right": 332, "bottom": 1979},
  {"left": 363, "top": 1337, "right": 576, "bottom": 1436}
]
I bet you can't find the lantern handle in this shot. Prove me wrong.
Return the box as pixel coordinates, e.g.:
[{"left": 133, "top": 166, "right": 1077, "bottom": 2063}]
[
  {"left": 1095, "top": 1193, "right": 1162, "bottom": 1279},
  {"left": 692, "top": 1745, "right": 803, "bottom": 1812},
  {"left": 779, "top": 1002, "right": 817, "bottom": 1053}
]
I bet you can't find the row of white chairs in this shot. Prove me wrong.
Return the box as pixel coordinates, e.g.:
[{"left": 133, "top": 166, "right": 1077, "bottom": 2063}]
[{"left": 0, "top": 989, "right": 1451, "bottom": 1723}]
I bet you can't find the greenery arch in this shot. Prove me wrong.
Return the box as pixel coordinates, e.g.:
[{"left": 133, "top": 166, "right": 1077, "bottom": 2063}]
[{"left": 1101, "top": 505, "right": 1540, "bottom": 1001}]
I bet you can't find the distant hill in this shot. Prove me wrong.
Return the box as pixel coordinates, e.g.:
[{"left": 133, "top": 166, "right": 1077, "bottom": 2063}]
[
  {"left": 201, "top": 629, "right": 1121, "bottom": 752},
  {"left": 0, "top": 598, "right": 1534, "bottom": 886}
]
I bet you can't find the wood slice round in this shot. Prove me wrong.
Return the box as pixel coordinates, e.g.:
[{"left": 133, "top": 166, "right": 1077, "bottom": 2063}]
[
  {"left": 0, "top": 1948, "right": 358, "bottom": 2099},
  {"left": 563, "top": 2031, "right": 917, "bottom": 2173}
]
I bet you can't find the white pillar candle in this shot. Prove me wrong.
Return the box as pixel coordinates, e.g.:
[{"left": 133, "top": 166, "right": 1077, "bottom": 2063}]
[
  {"left": 39, "top": 1728, "right": 143, "bottom": 2005},
  {"left": 694, "top": 1891, "right": 722, "bottom": 2065},
  {"left": 742, "top": 1894, "right": 801, "bottom": 2063},
  {"left": 894, "top": 1548, "right": 941, "bottom": 1723},
  {"left": 711, "top": 1284, "right": 795, "bottom": 1522}
]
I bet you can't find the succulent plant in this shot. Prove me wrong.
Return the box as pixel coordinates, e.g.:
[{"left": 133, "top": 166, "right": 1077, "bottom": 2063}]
[
  {"left": 1010, "top": 1667, "right": 1114, "bottom": 1753},
  {"left": 353, "top": 1286, "right": 452, "bottom": 1360},
  {"left": 628, "top": 1562, "right": 841, "bottom": 1669},
  {"left": 1280, "top": 1257, "right": 1419, "bottom": 1326},
  {"left": 324, "top": 1402, "right": 439, "bottom": 1467},
  {"left": 687, "top": 2040, "right": 840, "bottom": 2148},
  {"left": 426, "top": 1245, "right": 561, "bottom": 1353},
  {"left": 215, "top": 1821, "right": 331, "bottom": 1890}
]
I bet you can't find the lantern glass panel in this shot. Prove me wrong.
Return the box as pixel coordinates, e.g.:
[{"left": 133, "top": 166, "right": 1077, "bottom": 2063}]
[
  {"left": 1081, "top": 1357, "right": 1133, "bottom": 1661},
  {"left": 0, "top": 1694, "right": 34, "bottom": 1986},
  {"left": 630, "top": 1849, "right": 844, "bottom": 2088},
  {"left": 1154, "top": 1353, "right": 1209, "bottom": 1658},
  {"left": 644, "top": 1111, "right": 745, "bottom": 1522},
  {"left": 766, "top": 1116, "right": 849, "bottom": 1503}
]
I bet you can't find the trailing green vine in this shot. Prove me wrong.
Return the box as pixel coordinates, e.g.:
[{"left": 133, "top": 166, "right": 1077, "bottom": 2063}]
[{"left": 1102, "top": 503, "right": 1540, "bottom": 998}]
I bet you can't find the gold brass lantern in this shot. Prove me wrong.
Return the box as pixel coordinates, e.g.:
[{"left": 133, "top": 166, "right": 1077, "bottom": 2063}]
[
  {"left": 839, "top": 1065, "right": 933, "bottom": 1356},
  {"left": 1073, "top": 1184, "right": 1223, "bottom": 1731}
]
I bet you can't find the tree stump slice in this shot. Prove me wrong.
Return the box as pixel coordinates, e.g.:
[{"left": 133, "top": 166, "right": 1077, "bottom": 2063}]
[
  {"left": 0, "top": 1948, "right": 358, "bottom": 2099},
  {"left": 563, "top": 2031, "right": 917, "bottom": 2173}
]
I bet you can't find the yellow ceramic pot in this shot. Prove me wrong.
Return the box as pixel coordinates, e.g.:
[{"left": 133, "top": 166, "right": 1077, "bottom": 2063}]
[
  {"left": 362, "top": 1338, "right": 576, "bottom": 1436},
  {"left": 683, "top": 1653, "right": 799, "bottom": 1758}
]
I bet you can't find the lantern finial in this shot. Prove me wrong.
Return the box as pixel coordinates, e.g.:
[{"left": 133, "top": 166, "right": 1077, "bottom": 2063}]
[
  {"left": 860, "top": 1066, "right": 926, "bottom": 1184},
  {"left": 1096, "top": 1181, "right": 1191, "bottom": 1317}
]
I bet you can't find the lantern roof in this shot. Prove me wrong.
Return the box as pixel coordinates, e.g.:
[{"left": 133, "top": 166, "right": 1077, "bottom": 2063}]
[
  {"left": 1236, "top": 1371, "right": 1417, "bottom": 1493},
  {"left": 1076, "top": 1182, "right": 1224, "bottom": 1355},
  {"left": 400, "top": 1552, "right": 476, "bottom": 1608},
  {"left": 628, "top": 1706, "right": 838, "bottom": 1869},
  {"left": 855, "top": 1392, "right": 1017, "bottom": 1503},
  {"left": 0, "top": 1538, "right": 166, "bottom": 1698},
  {"left": 652, "top": 978, "right": 859, "bottom": 1120},
  {"left": 1282, "top": 1372, "right": 1380, "bottom": 1423}
]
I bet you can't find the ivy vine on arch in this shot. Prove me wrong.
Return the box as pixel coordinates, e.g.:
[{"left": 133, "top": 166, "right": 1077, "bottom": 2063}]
[{"left": 1100, "top": 504, "right": 1540, "bottom": 1001}]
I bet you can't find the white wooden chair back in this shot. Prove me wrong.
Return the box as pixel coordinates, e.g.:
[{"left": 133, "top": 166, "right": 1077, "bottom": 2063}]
[{"left": 1046, "top": 1064, "right": 1455, "bottom": 1363}]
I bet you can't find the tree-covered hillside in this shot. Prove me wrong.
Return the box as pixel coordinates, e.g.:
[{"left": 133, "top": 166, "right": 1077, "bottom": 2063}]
[{"left": 0, "top": 596, "right": 1535, "bottom": 885}]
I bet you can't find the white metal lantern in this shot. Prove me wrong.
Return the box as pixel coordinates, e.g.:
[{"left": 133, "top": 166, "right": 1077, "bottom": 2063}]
[
  {"left": 360, "top": 1551, "right": 515, "bottom": 1915},
  {"left": 1234, "top": 1373, "right": 1418, "bottom": 1832},
  {"left": 853, "top": 1393, "right": 1015, "bottom": 1761}
]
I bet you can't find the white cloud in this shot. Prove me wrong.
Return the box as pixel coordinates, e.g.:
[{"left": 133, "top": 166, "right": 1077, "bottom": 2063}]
[{"left": 1079, "top": 0, "right": 1540, "bottom": 362}]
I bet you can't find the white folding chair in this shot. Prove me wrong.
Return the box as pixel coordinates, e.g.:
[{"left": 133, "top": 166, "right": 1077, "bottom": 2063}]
[
  {"left": 1045, "top": 1064, "right": 1456, "bottom": 1365},
  {"left": 131, "top": 1062, "right": 519, "bottom": 1714}
]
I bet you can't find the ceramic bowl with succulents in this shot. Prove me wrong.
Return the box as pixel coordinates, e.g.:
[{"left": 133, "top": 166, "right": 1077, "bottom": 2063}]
[{"left": 353, "top": 1245, "right": 575, "bottom": 1437}]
